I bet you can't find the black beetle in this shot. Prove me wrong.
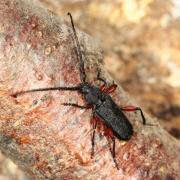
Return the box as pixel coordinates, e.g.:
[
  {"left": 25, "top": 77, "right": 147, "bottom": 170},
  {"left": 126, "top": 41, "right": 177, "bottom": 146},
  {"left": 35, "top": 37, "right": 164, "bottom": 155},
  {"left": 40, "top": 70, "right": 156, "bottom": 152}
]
[{"left": 13, "top": 12, "right": 149, "bottom": 169}]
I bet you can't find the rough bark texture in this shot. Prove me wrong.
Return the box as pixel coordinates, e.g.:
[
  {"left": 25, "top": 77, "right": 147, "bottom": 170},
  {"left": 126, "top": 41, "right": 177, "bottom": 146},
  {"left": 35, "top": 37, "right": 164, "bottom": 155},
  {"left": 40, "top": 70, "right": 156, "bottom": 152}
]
[{"left": 0, "top": 0, "right": 179, "bottom": 179}]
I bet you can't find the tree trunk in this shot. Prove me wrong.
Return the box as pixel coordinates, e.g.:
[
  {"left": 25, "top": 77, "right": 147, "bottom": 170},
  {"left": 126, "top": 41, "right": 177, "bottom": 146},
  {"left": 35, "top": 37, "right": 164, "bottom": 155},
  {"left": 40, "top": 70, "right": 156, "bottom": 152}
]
[{"left": 0, "top": 0, "right": 179, "bottom": 179}]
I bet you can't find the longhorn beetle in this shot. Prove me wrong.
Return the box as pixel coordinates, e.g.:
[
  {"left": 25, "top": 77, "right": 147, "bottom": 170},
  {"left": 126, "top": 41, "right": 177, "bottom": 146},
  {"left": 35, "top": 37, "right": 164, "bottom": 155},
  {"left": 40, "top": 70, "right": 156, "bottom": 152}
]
[{"left": 13, "top": 12, "right": 149, "bottom": 169}]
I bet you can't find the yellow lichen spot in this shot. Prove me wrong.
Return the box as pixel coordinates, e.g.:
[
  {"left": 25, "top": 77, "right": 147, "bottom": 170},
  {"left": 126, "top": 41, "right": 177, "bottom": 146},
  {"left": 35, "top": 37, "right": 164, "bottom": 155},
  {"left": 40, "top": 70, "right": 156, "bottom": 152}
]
[
  {"left": 13, "top": 119, "right": 22, "bottom": 128},
  {"left": 159, "top": 166, "right": 166, "bottom": 173},
  {"left": 123, "top": 152, "right": 129, "bottom": 160},
  {"left": 120, "top": 141, "right": 127, "bottom": 145},
  {"left": 44, "top": 46, "right": 52, "bottom": 55},
  {"left": 37, "top": 31, "right": 43, "bottom": 38}
]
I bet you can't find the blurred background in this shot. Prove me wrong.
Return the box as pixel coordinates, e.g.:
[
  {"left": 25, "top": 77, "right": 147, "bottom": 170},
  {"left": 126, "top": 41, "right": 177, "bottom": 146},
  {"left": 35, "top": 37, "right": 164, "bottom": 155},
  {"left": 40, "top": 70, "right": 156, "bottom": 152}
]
[{"left": 0, "top": 0, "right": 179, "bottom": 179}]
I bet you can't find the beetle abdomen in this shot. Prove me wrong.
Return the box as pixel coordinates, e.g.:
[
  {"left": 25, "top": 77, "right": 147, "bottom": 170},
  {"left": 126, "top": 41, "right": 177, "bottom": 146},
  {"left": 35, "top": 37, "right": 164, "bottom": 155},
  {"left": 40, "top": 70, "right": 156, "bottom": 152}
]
[{"left": 95, "top": 96, "right": 133, "bottom": 140}]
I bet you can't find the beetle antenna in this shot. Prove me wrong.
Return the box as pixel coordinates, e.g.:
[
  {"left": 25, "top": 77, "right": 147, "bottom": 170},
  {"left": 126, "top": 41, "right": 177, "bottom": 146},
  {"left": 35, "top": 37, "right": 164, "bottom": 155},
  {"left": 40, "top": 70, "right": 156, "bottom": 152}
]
[
  {"left": 67, "top": 12, "right": 86, "bottom": 83},
  {"left": 12, "top": 86, "right": 81, "bottom": 97}
]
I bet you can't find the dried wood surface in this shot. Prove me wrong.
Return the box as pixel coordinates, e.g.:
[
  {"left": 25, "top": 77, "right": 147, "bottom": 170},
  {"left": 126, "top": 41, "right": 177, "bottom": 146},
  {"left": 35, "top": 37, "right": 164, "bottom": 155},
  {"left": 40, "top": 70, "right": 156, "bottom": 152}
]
[{"left": 0, "top": 0, "right": 179, "bottom": 179}]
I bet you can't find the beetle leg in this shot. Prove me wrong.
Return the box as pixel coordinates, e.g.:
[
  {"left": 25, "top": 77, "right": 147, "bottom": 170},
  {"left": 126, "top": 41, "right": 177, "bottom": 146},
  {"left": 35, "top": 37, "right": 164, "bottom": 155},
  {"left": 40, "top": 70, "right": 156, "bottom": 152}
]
[
  {"left": 96, "top": 70, "right": 118, "bottom": 94},
  {"left": 97, "top": 70, "right": 107, "bottom": 86},
  {"left": 104, "top": 84, "right": 117, "bottom": 94},
  {"left": 104, "top": 128, "right": 119, "bottom": 169},
  {"left": 90, "top": 116, "right": 98, "bottom": 158},
  {"left": 99, "top": 82, "right": 117, "bottom": 94},
  {"left": 96, "top": 70, "right": 108, "bottom": 92},
  {"left": 111, "top": 137, "right": 119, "bottom": 170},
  {"left": 99, "top": 84, "right": 106, "bottom": 92},
  {"left": 61, "top": 103, "right": 92, "bottom": 109},
  {"left": 120, "top": 106, "right": 146, "bottom": 125}
]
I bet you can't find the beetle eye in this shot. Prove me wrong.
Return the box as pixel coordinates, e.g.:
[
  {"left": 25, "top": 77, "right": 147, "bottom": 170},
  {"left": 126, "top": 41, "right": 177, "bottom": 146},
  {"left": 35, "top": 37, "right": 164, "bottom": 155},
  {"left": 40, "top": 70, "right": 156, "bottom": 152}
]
[
  {"left": 81, "top": 86, "right": 89, "bottom": 93},
  {"left": 84, "top": 89, "right": 89, "bottom": 93}
]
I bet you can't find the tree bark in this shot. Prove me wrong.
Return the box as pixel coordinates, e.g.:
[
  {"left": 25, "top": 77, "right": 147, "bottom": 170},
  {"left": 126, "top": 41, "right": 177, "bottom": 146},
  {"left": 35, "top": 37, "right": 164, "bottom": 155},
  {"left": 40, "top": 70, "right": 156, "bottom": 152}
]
[{"left": 0, "top": 0, "right": 179, "bottom": 179}]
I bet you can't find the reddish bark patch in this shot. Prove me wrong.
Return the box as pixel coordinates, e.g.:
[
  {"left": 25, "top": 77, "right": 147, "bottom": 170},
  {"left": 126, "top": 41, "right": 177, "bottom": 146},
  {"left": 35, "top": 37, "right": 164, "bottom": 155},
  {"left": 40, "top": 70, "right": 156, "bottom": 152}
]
[{"left": 19, "top": 15, "right": 41, "bottom": 49}]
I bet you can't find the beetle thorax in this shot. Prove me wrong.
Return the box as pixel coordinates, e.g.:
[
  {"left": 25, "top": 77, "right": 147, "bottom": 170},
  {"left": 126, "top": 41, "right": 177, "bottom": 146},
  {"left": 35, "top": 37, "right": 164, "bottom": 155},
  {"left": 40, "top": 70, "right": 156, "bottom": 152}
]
[{"left": 80, "top": 83, "right": 104, "bottom": 105}]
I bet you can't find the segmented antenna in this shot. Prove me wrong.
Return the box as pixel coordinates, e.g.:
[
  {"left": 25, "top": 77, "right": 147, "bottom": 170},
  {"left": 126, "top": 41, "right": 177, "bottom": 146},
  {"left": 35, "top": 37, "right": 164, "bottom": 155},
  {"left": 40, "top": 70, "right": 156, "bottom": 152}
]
[
  {"left": 67, "top": 12, "right": 87, "bottom": 83},
  {"left": 12, "top": 86, "right": 80, "bottom": 97}
]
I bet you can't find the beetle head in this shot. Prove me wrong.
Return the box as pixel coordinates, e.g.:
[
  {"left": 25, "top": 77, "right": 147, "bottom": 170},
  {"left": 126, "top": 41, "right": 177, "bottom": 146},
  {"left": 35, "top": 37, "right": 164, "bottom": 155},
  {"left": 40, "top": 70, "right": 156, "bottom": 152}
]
[{"left": 80, "top": 83, "right": 104, "bottom": 105}]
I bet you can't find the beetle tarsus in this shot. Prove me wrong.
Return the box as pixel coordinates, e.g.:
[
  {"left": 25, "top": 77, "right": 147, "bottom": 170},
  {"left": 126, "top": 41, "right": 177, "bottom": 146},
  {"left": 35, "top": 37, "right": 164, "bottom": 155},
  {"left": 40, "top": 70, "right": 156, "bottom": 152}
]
[
  {"left": 91, "top": 117, "right": 97, "bottom": 158},
  {"left": 120, "top": 106, "right": 147, "bottom": 125},
  {"left": 108, "top": 137, "right": 119, "bottom": 170}
]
